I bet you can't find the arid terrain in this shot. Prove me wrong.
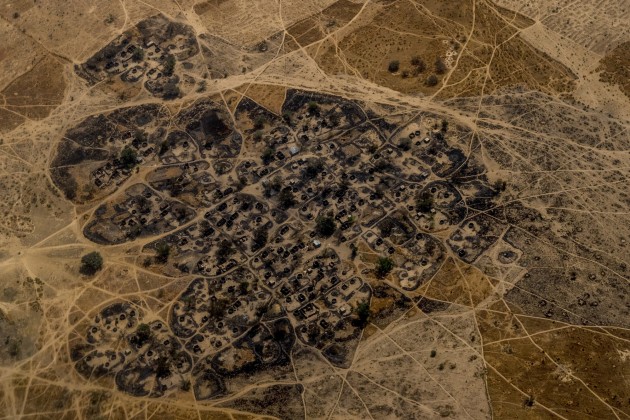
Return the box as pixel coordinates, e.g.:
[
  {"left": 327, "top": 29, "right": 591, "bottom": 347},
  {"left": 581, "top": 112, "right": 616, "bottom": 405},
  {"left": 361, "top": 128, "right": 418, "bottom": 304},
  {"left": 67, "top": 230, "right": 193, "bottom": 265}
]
[{"left": 0, "top": 0, "right": 629, "bottom": 419}]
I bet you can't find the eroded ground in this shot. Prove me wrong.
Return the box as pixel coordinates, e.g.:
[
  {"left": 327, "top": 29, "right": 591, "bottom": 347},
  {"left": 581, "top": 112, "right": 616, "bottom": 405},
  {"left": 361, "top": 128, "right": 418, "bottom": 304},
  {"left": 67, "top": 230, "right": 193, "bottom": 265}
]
[{"left": 1, "top": 1, "right": 629, "bottom": 419}]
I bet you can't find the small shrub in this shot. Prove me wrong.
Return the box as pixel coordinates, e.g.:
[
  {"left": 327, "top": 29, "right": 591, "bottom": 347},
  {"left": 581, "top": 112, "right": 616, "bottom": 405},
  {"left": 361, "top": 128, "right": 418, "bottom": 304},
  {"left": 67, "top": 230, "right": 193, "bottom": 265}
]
[
  {"left": 411, "top": 56, "right": 426, "bottom": 72},
  {"left": 253, "top": 116, "right": 266, "bottom": 130},
  {"left": 350, "top": 243, "right": 358, "bottom": 260},
  {"left": 155, "top": 242, "right": 171, "bottom": 263},
  {"left": 261, "top": 147, "right": 275, "bottom": 164},
  {"left": 80, "top": 252, "right": 103, "bottom": 275},
  {"left": 426, "top": 74, "right": 439, "bottom": 87},
  {"left": 430, "top": 349, "right": 437, "bottom": 358},
  {"left": 162, "top": 81, "right": 180, "bottom": 100},
  {"left": 134, "top": 323, "right": 152, "bottom": 346},
  {"left": 239, "top": 281, "right": 249, "bottom": 295},
  {"left": 524, "top": 395, "right": 535, "bottom": 408},
  {"left": 388, "top": 60, "right": 400, "bottom": 73},
  {"left": 399, "top": 138, "right": 411, "bottom": 151},
  {"left": 435, "top": 57, "right": 447, "bottom": 74},
  {"left": 307, "top": 101, "right": 320, "bottom": 114},
  {"left": 158, "top": 140, "right": 169, "bottom": 155},
  {"left": 494, "top": 179, "right": 507, "bottom": 193}
]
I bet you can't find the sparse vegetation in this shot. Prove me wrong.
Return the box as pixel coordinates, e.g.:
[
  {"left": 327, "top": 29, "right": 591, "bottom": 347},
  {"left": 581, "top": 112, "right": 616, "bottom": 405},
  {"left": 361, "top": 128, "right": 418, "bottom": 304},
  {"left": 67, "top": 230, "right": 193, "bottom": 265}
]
[
  {"left": 426, "top": 74, "right": 439, "bottom": 87},
  {"left": 388, "top": 60, "right": 400, "bottom": 73},
  {"left": 411, "top": 56, "right": 426, "bottom": 73},
  {"left": 80, "top": 252, "right": 103, "bottom": 275}
]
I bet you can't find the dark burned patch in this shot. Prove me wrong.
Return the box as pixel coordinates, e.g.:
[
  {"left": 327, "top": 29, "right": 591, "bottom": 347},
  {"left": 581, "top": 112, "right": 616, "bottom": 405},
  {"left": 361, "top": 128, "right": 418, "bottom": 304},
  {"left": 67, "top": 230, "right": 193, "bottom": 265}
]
[
  {"left": 2, "top": 55, "right": 66, "bottom": 123},
  {"left": 598, "top": 41, "right": 630, "bottom": 99},
  {"left": 217, "top": 384, "right": 305, "bottom": 420},
  {"left": 64, "top": 88, "right": 571, "bottom": 411},
  {"left": 76, "top": 14, "right": 198, "bottom": 100},
  {"left": 417, "top": 297, "right": 450, "bottom": 314},
  {"left": 369, "top": 284, "right": 413, "bottom": 328}
]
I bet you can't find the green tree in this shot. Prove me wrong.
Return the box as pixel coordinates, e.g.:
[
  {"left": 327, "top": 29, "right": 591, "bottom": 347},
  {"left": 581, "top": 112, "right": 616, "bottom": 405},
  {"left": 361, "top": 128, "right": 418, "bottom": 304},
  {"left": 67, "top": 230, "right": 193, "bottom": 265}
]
[
  {"left": 80, "top": 251, "right": 103, "bottom": 275},
  {"left": 375, "top": 256, "right": 394, "bottom": 278},
  {"left": 426, "top": 74, "right": 439, "bottom": 87},
  {"left": 215, "top": 239, "right": 234, "bottom": 260},
  {"left": 411, "top": 56, "right": 426, "bottom": 73},
  {"left": 416, "top": 191, "right": 433, "bottom": 213},
  {"left": 252, "top": 226, "right": 268, "bottom": 250},
  {"left": 304, "top": 159, "right": 324, "bottom": 179},
  {"left": 278, "top": 188, "right": 296, "bottom": 209},
  {"left": 119, "top": 146, "right": 138, "bottom": 169},
  {"left": 135, "top": 323, "right": 152, "bottom": 346},
  {"left": 253, "top": 116, "right": 266, "bottom": 130},
  {"left": 261, "top": 147, "right": 275, "bottom": 164},
  {"left": 132, "top": 48, "right": 144, "bottom": 62},
  {"left": 435, "top": 57, "right": 447, "bottom": 74},
  {"left": 316, "top": 215, "right": 336, "bottom": 237},
  {"left": 163, "top": 55, "right": 176, "bottom": 76},
  {"left": 355, "top": 300, "right": 371, "bottom": 328}
]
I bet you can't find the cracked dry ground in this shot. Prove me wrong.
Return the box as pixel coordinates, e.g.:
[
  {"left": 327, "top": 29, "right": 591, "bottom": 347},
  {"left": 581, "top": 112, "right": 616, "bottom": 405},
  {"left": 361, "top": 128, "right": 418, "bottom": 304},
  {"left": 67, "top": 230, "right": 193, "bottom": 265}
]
[{"left": 0, "top": 2, "right": 630, "bottom": 420}]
